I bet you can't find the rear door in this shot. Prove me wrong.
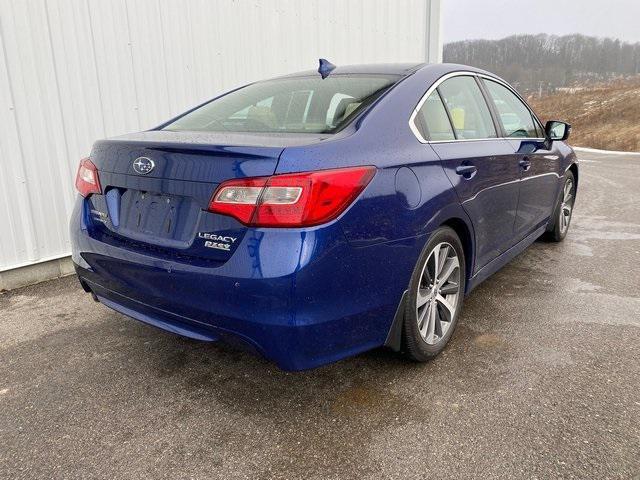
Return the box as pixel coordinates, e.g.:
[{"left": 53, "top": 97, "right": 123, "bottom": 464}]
[
  {"left": 414, "top": 75, "right": 521, "bottom": 272},
  {"left": 481, "top": 78, "right": 561, "bottom": 240}
]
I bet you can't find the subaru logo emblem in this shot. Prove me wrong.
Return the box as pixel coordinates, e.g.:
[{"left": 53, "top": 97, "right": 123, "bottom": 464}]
[{"left": 132, "top": 156, "right": 155, "bottom": 175}]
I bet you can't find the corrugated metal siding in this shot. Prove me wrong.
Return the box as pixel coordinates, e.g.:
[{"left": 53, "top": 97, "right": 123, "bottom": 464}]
[{"left": 0, "top": 0, "right": 438, "bottom": 271}]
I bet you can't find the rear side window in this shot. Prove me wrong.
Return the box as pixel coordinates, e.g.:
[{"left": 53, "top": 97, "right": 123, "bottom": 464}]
[
  {"left": 483, "top": 79, "right": 540, "bottom": 138},
  {"left": 437, "top": 76, "right": 497, "bottom": 140},
  {"left": 163, "top": 75, "right": 400, "bottom": 134},
  {"left": 416, "top": 91, "right": 455, "bottom": 141}
]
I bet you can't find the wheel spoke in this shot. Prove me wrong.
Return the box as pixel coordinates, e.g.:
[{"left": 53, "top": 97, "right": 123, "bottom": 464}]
[
  {"left": 436, "top": 294, "right": 455, "bottom": 323},
  {"left": 438, "top": 256, "right": 459, "bottom": 287},
  {"left": 564, "top": 181, "right": 572, "bottom": 200},
  {"left": 437, "top": 245, "right": 449, "bottom": 278},
  {"left": 418, "top": 301, "right": 429, "bottom": 331},
  {"left": 439, "top": 282, "right": 459, "bottom": 295},
  {"left": 417, "top": 289, "right": 430, "bottom": 308},
  {"left": 419, "top": 302, "right": 432, "bottom": 337},
  {"left": 431, "top": 244, "right": 441, "bottom": 281},
  {"left": 422, "top": 264, "right": 433, "bottom": 287},
  {"left": 434, "top": 308, "right": 443, "bottom": 337},
  {"left": 425, "top": 301, "right": 437, "bottom": 341}
]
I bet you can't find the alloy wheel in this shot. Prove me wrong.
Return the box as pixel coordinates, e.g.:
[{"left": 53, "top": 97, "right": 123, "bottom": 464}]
[
  {"left": 560, "top": 178, "right": 574, "bottom": 234},
  {"left": 416, "top": 242, "right": 461, "bottom": 345}
]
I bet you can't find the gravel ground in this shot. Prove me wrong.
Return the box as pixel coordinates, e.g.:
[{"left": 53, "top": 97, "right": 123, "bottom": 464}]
[{"left": 1, "top": 151, "right": 639, "bottom": 480}]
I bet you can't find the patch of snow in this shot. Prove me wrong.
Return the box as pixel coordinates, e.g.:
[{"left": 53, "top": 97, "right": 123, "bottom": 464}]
[{"left": 573, "top": 146, "right": 640, "bottom": 155}]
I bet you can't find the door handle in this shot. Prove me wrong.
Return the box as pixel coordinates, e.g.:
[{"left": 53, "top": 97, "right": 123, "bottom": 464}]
[
  {"left": 455, "top": 165, "right": 477, "bottom": 179},
  {"left": 519, "top": 157, "right": 532, "bottom": 171}
]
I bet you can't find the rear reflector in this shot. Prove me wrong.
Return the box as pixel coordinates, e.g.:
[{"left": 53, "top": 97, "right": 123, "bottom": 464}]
[
  {"left": 75, "top": 158, "right": 102, "bottom": 197},
  {"left": 208, "top": 166, "right": 375, "bottom": 227}
]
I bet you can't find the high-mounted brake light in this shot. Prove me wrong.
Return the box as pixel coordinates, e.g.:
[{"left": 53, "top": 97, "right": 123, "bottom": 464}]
[
  {"left": 208, "top": 166, "right": 376, "bottom": 227},
  {"left": 75, "top": 157, "right": 102, "bottom": 197}
]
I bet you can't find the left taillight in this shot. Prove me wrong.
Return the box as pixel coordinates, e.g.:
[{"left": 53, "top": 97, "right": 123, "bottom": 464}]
[
  {"left": 208, "top": 166, "right": 376, "bottom": 227},
  {"left": 75, "top": 157, "right": 101, "bottom": 197}
]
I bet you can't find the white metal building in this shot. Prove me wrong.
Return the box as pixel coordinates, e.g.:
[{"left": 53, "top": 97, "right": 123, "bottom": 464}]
[{"left": 0, "top": 0, "right": 442, "bottom": 289}]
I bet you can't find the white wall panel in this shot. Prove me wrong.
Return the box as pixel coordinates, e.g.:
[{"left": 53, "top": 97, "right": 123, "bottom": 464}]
[{"left": 0, "top": 0, "right": 441, "bottom": 271}]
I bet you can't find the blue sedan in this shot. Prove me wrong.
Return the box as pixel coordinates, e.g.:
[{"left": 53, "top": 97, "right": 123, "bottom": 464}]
[{"left": 70, "top": 61, "right": 577, "bottom": 370}]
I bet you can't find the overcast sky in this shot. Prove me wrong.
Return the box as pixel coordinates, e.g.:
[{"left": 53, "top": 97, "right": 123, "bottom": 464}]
[{"left": 443, "top": 0, "right": 640, "bottom": 44}]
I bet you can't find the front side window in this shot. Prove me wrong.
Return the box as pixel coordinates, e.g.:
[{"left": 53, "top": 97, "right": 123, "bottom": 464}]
[
  {"left": 483, "top": 79, "right": 540, "bottom": 138},
  {"left": 416, "top": 91, "right": 455, "bottom": 141},
  {"left": 437, "top": 76, "right": 497, "bottom": 140},
  {"left": 163, "top": 75, "right": 400, "bottom": 134}
]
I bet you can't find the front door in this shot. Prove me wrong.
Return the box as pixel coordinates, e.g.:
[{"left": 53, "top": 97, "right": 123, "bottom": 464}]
[
  {"left": 509, "top": 139, "right": 561, "bottom": 239},
  {"left": 480, "top": 78, "right": 561, "bottom": 240}
]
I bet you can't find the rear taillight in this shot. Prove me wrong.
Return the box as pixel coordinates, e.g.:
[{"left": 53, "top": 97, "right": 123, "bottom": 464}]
[
  {"left": 208, "top": 166, "right": 376, "bottom": 227},
  {"left": 75, "top": 158, "right": 101, "bottom": 197}
]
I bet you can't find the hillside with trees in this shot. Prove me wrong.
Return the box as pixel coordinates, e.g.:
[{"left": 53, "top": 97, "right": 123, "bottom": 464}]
[
  {"left": 528, "top": 77, "right": 640, "bottom": 152},
  {"left": 444, "top": 34, "right": 640, "bottom": 94}
]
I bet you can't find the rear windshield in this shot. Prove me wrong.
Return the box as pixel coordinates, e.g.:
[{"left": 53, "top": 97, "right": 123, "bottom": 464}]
[{"left": 163, "top": 75, "right": 400, "bottom": 134}]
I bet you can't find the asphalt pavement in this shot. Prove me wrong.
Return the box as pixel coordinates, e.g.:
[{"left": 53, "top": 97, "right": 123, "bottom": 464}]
[{"left": 1, "top": 150, "right": 639, "bottom": 479}]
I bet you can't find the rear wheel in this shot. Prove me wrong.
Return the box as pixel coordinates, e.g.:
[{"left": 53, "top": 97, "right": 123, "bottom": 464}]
[
  {"left": 545, "top": 171, "right": 576, "bottom": 242},
  {"left": 403, "top": 227, "right": 465, "bottom": 361}
]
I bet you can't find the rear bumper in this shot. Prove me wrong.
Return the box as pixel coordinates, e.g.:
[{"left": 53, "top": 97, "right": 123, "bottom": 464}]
[
  {"left": 71, "top": 201, "right": 419, "bottom": 371},
  {"left": 75, "top": 264, "right": 298, "bottom": 362}
]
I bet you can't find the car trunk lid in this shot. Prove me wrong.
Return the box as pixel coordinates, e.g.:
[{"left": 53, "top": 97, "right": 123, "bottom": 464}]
[{"left": 85, "top": 130, "right": 330, "bottom": 264}]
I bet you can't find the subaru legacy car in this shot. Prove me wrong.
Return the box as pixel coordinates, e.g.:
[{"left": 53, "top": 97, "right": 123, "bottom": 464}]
[{"left": 71, "top": 61, "right": 577, "bottom": 370}]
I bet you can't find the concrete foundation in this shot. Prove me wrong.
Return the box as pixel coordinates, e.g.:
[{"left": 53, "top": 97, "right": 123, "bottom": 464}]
[{"left": 0, "top": 256, "right": 74, "bottom": 292}]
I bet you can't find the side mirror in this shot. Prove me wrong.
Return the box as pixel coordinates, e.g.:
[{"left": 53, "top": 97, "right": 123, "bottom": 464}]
[{"left": 545, "top": 120, "right": 571, "bottom": 141}]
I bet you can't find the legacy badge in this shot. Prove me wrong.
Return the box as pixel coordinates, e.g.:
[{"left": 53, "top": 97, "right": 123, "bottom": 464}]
[{"left": 198, "top": 232, "right": 237, "bottom": 251}]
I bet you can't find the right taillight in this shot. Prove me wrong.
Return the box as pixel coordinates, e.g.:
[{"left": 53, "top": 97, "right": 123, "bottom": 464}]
[
  {"left": 75, "top": 157, "right": 101, "bottom": 197},
  {"left": 208, "top": 166, "right": 376, "bottom": 227}
]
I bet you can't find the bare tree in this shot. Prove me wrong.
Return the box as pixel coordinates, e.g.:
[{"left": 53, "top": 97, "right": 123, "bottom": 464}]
[{"left": 444, "top": 34, "right": 640, "bottom": 93}]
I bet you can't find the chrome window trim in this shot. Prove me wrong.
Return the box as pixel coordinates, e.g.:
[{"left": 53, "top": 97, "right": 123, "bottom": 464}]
[
  {"left": 409, "top": 70, "right": 547, "bottom": 144},
  {"left": 408, "top": 71, "right": 474, "bottom": 144}
]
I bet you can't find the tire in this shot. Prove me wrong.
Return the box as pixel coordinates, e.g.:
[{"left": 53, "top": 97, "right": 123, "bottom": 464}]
[
  {"left": 403, "top": 226, "right": 466, "bottom": 362},
  {"left": 545, "top": 170, "right": 576, "bottom": 242}
]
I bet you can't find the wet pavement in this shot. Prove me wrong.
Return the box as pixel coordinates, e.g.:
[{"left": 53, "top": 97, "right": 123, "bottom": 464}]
[{"left": 1, "top": 151, "right": 639, "bottom": 479}]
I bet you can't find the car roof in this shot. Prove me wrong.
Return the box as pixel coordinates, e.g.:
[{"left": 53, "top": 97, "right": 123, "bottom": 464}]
[
  {"left": 276, "top": 62, "right": 497, "bottom": 80},
  {"left": 278, "top": 63, "right": 425, "bottom": 78}
]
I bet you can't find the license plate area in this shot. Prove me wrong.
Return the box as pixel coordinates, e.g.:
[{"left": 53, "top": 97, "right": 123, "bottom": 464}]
[{"left": 117, "top": 190, "right": 200, "bottom": 247}]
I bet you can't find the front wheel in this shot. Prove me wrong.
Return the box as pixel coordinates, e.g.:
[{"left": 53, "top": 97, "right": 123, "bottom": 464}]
[
  {"left": 402, "top": 227, "right": 466, "bottom": 362},
  {"left": 545, "top": 171, "right": 576, "bottom": 242}
]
